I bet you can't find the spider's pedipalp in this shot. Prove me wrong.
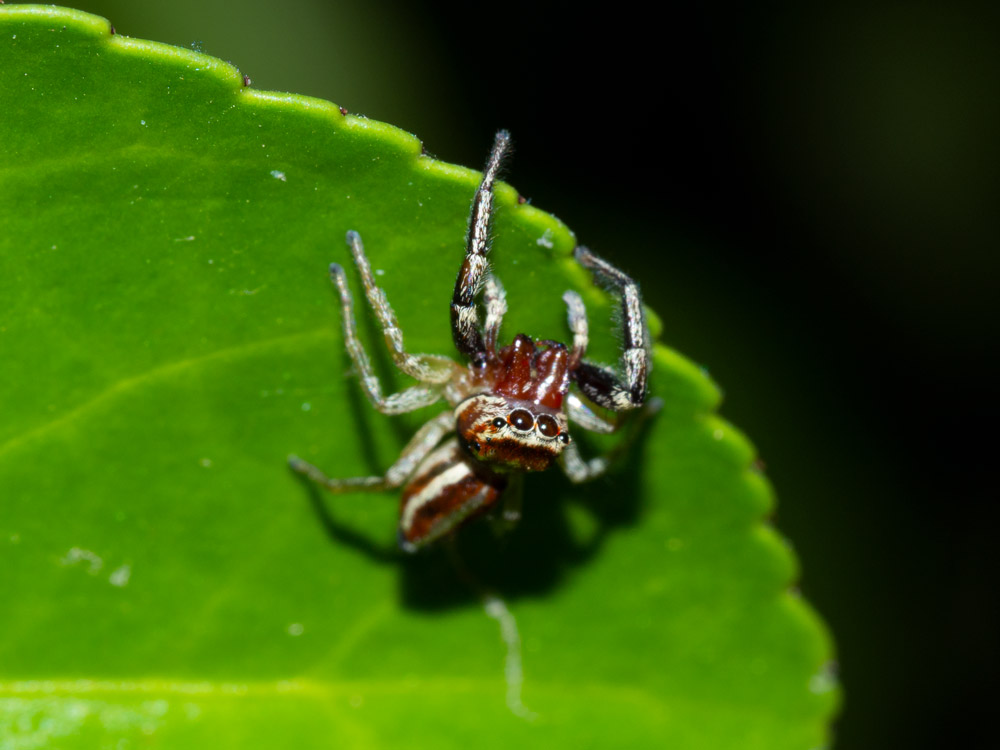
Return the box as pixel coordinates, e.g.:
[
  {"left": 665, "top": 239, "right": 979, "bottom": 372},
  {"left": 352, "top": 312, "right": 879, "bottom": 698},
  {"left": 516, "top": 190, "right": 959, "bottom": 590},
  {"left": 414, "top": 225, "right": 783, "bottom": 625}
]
[
  {"left": 345, "top": 230, "right": 455, "bottom": 385},
  {"left": 329, "top": 262, "right": 445, "bottom": 415},
  {"left": 571, "top": 245, "right": 650, "bottom": 412},
  {"left": 566, "top": 392, "right": 617, "bottom": 434},
  {"left": 559, "top": 439, "right": 614, "bottom": 483},
  {"left": 559, "top": 397, "right": 663, "bottom": 482},
  {"left": 489, "top": 473, "right": 524, "bottom": 537},
  {"left": 451, "top": 130, "right": 512, "bottom": 364}
]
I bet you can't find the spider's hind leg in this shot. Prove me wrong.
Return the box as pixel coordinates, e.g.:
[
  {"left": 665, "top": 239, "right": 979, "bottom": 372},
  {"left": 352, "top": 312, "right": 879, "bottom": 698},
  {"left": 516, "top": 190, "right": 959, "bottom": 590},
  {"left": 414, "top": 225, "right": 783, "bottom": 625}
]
[
  {"left": 571, "top": 246, "right": 650, "bottom": 412},
  {"left": 345, "top": 230, "right": 454, "bottom": 384},
  {"left": 329, "top": 262, "right": 444, "bottom": 415},
  {"left": 289, "top": 411, "right": 453, "bottom": 492}
]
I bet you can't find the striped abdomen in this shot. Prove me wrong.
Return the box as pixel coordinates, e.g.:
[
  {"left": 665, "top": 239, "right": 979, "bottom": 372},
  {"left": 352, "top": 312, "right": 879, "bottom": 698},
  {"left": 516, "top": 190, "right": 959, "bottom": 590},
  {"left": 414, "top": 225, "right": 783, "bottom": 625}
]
[{"left": 399, "top": 438, "right": 506, "bottom": 552}]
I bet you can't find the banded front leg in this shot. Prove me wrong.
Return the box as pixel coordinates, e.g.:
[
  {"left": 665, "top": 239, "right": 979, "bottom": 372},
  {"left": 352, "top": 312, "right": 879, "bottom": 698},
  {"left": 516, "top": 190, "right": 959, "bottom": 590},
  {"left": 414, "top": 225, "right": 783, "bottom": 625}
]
[{"left": 451, "top": 130, "right": 512, "bottom": 366}]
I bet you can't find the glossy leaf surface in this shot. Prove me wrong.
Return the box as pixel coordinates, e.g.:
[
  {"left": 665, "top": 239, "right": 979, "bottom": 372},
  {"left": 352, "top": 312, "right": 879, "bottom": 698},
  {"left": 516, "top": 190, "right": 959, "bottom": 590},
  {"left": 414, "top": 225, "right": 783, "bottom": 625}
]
[{"left": 0, "top": 6, "right": 838, "bottom": 748}]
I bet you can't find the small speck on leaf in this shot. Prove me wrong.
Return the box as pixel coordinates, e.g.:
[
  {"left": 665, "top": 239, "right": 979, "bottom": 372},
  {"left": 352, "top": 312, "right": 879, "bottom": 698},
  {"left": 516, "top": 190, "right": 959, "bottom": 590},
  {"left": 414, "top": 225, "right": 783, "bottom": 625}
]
[{"left": 109, "top": 564, "right": 132, "bottom": 588}]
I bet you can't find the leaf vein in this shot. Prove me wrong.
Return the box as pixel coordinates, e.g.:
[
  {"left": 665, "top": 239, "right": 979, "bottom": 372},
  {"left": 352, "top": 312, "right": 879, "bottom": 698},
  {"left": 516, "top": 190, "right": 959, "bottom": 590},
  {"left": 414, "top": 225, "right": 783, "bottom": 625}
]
[{"left": 0, "top": 329, "right": 330, "bottom": 461}]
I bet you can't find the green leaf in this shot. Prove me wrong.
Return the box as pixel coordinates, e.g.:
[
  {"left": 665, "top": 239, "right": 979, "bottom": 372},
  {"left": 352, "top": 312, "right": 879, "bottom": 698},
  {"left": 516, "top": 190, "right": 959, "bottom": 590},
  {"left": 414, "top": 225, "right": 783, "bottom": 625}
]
[{"left": 0, "top": 6, "right": 839, "bottom": 748}]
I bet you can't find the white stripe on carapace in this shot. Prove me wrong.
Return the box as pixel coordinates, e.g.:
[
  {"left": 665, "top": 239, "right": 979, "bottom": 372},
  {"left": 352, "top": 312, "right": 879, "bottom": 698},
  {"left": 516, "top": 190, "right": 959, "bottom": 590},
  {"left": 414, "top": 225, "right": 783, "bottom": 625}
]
[
  {"left": 534, "top": 362, "right": 562, "bottom": 402},
  {"left": 400, "top": 460, "right": 475, "bottom": 535}
]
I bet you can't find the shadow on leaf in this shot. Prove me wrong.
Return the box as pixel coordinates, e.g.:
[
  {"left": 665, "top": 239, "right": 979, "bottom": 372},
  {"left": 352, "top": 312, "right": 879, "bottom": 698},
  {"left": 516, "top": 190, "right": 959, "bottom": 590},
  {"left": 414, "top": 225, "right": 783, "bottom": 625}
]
[{"left": 295, "top": 424, "right": 650, "bottom": 612}]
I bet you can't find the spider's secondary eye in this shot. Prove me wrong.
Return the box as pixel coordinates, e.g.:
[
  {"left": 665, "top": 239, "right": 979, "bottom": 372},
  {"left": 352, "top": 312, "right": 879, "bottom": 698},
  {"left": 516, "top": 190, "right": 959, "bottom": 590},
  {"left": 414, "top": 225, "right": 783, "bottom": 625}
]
[
  {"left": 492, "top": 418, "right": 506, "bottom": 429},
  {"left": 536, "top": 414, "right": 560, "bottom": 438},
  {"left": 509, "top": 409, "right": 534, "bottom": 431}
]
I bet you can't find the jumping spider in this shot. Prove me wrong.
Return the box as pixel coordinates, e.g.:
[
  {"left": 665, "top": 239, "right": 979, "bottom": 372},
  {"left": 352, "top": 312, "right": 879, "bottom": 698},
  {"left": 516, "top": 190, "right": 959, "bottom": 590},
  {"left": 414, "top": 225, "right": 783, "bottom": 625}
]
[{"left": 289, "top": 131, "right": 654, "bottom": 552}]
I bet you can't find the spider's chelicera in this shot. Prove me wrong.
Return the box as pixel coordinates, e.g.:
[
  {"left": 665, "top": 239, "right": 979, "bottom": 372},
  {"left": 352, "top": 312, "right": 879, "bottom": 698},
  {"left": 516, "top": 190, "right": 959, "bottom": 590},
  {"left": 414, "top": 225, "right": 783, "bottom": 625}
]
[{"left": 289, "top": 131, "right": 654, "bottom": 552}]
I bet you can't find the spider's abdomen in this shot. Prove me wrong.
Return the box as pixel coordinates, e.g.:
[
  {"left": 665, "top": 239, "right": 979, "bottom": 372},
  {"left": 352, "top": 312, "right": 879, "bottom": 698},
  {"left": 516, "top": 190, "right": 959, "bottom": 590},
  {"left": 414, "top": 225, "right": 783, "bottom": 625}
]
[{"left": 399, "top": 438, "right": 506, "bottom": 551}]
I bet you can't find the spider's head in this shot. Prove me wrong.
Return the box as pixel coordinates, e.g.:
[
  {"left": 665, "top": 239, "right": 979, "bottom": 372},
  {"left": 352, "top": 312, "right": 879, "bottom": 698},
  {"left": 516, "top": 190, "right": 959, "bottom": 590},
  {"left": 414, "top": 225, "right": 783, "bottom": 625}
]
[{"left": 455, "top": 394, "right": 570, "bottom": 472}]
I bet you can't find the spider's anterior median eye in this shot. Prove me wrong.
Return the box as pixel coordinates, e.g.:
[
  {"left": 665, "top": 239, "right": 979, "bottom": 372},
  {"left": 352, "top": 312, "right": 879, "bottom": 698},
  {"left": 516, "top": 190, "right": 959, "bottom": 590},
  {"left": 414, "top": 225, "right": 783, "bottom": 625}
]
[
  {"left": 509, "top": 409, "right": 534, "bottom": 431},
  {"left": 536, "top": 414, "right": 560, "bottom": 438},
  {"left": 492, "top": 417, "right": 506, "bottom": 429}
]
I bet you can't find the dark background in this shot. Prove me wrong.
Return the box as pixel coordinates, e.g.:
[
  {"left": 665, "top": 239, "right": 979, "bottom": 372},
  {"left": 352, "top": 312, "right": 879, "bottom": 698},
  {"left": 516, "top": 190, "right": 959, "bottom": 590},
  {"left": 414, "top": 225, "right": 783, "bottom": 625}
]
[{"left": 59, "top": 1, "right": 1000, "bottom": 746}]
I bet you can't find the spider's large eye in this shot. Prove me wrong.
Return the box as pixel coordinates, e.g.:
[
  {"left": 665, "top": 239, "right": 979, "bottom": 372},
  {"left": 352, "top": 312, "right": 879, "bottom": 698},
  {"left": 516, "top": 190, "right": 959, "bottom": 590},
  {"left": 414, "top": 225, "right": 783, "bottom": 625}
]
[
  {"left": 509, "top": 409, "right": 534, "bottom": 431},
  {"left": 536, "top": 414, "right": 560, "bottom": 438}
]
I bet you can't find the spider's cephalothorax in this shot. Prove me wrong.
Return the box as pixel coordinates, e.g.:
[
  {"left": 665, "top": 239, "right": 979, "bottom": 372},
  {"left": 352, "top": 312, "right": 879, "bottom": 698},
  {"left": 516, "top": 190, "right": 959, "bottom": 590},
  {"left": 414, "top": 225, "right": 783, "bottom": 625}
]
[
  {"left": 455, "top": 333, "right": 573, "bottom": 473},
  {"left": 289, "top": 131, "right": 654, "bottom": 552}
]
